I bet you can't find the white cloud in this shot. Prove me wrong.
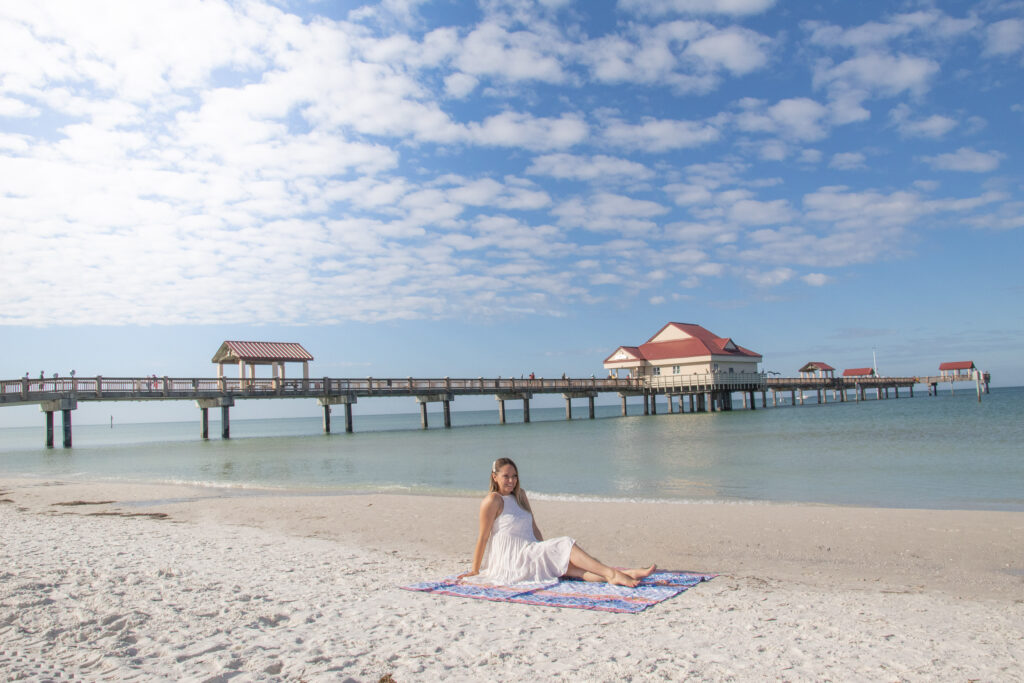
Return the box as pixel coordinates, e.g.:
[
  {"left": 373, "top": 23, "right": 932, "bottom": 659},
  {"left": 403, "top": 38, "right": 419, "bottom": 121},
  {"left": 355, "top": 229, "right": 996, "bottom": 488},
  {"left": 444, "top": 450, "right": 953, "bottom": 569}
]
[
  {"left": 734, "top": 97, "right": 830, "bottom": 141},
  {"left": 889, "top": 104, "right": 956, "bottom": 138},
  {"left": 553, "top": 192, "right": 669, "bottom": 235},
  {"left": 829, "top": 152, "right": 866, "bottom": 170},
  {"left": 444, "top": 72, "right": 478, "bottom": 98},
  {"left": 725, "top": 198, "right": 795, "bottom": 225},
  {"left": 0, "top": 96, "right": 40, "bottom": 117},
  {"left": 455, "top": 22, "right": 567, "bottom": 83},
  {"left": 685, "top": 27, "right": 771, "bottom": 75},
  {"left": 576, "top": 21, "right": 771, "bottom": 94},
  {"left": 618, "top": 0, "right": 776, "bottom": 16},
  {"left": 802, "top": 272, "right": 830, "bottom": 286},
  {"left": 815, "top": 53, "right": 940, "bottom": 99},
  {"left": 602, "top": 116, "right": 720, "bottom": 152},
  {"left": 467, "top": 111, "right": 588, "bottom": 150},
  {"left": 526, "top": 153, "right": 654, "bottom": 181},
  {"left": 744, "top": 267, "right": 795, "bottom": 287},
  {"left": 984, "top": 18, "right": 1024, "bottom": 57},
  {"left": 922, "top": 147, "right": 1003, "bottom": 173}
]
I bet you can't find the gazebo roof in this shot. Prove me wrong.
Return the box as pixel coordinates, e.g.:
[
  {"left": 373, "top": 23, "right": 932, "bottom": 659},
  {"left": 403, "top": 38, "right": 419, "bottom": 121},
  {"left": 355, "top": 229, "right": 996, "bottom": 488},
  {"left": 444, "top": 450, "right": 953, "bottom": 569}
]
[
  {"left": 938, "top": 361, "right": 975, "bottom": 371},
  {"left": 799, "top": 361, "right": 835, "bottom": 372},
  {"left": 212, "top": 341, "right": 313, "bottom": 364},
  {"left": 842, "top": 367, "right": 875, "bottom": 377}
]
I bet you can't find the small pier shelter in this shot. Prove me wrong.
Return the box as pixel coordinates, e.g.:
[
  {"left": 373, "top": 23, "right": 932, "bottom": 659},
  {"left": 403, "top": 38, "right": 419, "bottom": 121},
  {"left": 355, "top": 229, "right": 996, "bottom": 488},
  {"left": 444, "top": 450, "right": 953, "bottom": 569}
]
[
  {"left": 799, "top": 362, "right": 835, "bottom": 379},
  {"left": 212, "top": 341, "right": 313, "bottom": 381},
  {"left": 939, "top": 361, "right": 975, "bottom": 378},
  {"left": 842, "top": 368, "right": 876, "bottom": 378}
]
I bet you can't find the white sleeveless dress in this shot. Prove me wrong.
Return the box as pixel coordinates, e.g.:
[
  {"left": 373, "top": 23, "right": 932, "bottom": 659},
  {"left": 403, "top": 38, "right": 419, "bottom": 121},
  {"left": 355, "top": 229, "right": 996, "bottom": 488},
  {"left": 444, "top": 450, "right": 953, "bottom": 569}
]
[{"left": 466, "top": 494, "right": 575, "bottom": 587}]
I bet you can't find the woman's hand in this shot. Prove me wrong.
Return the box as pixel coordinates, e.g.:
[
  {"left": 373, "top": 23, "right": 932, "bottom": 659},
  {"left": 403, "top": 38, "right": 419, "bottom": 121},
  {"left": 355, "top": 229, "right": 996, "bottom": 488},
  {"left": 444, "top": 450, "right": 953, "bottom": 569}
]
[{"left": 456, "top": 571, "right": 478, "bottom": 581}]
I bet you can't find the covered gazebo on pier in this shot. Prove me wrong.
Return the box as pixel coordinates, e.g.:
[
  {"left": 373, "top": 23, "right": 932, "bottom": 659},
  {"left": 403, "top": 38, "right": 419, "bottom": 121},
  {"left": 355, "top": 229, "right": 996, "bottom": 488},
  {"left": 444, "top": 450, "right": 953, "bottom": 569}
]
[
  {"left": 799, "top": 362, "right": 835, "bottom": 379},
  {"left": 211, "top": 341, "right": 314, "bottom": 381},
  {"left": 939, "top": 361, "right": 975, "bottom": 378}
]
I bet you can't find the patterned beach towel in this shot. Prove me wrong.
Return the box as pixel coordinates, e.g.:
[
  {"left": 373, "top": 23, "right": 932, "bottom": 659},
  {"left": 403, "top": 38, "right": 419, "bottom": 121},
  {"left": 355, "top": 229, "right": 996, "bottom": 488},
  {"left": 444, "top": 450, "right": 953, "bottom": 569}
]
[{"left": 401, "top": 571, "right": 715, "bottom": 613}]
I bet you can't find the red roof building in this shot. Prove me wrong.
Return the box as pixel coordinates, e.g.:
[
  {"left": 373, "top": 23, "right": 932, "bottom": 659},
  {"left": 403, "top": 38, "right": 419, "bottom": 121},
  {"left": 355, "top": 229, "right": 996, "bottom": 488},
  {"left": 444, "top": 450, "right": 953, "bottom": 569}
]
[
  {"left": 603, "top": 322, "right": 761, "bottom": 378},
  {"left": 938, "top": 361, "right": 975, "bottom": 376},
  {"left": 842, "top": 367, "right": 876, "bottom": 377},
  {"left": 212, "top": 341, "right": 314, "bottom": 379}
]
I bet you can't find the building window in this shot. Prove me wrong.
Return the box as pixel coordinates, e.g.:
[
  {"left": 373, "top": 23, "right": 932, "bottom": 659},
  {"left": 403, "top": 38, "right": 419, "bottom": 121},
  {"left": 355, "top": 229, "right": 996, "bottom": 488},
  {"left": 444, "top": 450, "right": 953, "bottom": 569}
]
[
  {"left": 672, "top": 365, "right": 680, "bottom": 374},
  {"left": 729, "top": 367, "right": 734, "bottom": 373},
  {"left": 653, "top": 367, "right": 661, "bottom": 376}
]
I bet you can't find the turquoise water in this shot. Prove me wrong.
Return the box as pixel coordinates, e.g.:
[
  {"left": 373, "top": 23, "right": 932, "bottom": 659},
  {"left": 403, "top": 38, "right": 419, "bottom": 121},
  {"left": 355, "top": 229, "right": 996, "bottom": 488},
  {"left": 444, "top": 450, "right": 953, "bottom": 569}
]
[{"left": 0, "top": 388, "right": 1021, "bottom": 511}]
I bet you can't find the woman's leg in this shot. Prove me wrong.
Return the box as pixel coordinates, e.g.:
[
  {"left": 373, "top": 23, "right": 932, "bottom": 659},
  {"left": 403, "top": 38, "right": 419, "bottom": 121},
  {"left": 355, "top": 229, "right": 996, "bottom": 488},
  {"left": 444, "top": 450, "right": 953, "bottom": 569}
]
[{"left": 563, "top": 544, "right": 655, "bottom": 587}]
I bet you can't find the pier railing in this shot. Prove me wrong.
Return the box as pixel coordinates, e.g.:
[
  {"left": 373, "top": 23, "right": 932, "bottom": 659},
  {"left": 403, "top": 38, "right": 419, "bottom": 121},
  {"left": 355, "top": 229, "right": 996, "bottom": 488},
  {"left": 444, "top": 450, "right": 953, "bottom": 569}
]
[{"left": 0, "top": 375, "right": 652, "bottom": 404}]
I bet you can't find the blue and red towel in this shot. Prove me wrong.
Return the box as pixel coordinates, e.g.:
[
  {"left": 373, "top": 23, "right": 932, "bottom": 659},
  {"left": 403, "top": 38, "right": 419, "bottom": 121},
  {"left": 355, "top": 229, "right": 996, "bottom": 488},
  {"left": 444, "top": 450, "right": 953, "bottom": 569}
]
[{"left": 401, "top": 570, "right": 715, "bottom": 613}]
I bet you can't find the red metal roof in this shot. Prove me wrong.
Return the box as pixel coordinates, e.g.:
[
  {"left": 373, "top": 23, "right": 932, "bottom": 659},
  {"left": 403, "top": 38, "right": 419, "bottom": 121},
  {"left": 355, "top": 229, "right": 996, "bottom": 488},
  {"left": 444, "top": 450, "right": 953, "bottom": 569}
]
[
  {"left": 605, "top": 323, "right": 761, "bottom": 363},
  {"left": 799, "top": 362, "right": 835, "bottom": 372},
  {"left": 842, "top": 367, "right": 875, "bottom": 377},
  {"left": 938, "top": 361, "right": 975, "bottom": 371},
  {"left": 212, "top": 341, "right": 313, "bottom": 363}
]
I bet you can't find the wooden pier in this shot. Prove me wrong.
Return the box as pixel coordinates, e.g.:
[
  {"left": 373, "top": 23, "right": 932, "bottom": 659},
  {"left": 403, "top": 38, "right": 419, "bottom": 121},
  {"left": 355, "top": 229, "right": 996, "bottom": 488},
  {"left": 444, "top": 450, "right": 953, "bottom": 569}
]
[{"left": 0, "top": 370, "right": 991, "bottom": 448}]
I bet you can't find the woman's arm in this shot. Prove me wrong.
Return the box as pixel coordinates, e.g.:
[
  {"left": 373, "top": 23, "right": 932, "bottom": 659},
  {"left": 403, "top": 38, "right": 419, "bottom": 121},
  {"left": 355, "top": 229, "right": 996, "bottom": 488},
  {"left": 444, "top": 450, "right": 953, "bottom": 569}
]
[
  {"left": 523, "top": 491, "right": 544, "bottom": 541},
  {"left": 461, "top": 492, "right": 502, "bottom": 577}
]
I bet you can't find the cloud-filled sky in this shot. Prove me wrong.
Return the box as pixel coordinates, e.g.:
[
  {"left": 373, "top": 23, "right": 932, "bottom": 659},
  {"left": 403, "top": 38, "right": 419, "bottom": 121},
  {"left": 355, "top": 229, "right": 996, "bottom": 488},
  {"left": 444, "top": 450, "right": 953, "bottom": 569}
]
[{"left": 1, "top": 0, "right": 1022, "bottom": 424}]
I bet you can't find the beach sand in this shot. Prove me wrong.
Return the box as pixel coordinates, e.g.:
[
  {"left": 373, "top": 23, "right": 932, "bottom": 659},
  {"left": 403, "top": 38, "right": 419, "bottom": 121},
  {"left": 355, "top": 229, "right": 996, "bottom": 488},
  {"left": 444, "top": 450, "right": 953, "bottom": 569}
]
[{"left": 1, "top": 478, "right": 1021, "bottom": 681}]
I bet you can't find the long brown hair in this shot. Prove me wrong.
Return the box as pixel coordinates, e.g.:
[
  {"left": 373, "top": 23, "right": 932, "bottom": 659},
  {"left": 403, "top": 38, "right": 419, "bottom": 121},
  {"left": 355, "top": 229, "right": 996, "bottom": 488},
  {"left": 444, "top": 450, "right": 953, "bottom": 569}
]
[{"left": 490, "top": 457, "right": 532, "bottom": 512}]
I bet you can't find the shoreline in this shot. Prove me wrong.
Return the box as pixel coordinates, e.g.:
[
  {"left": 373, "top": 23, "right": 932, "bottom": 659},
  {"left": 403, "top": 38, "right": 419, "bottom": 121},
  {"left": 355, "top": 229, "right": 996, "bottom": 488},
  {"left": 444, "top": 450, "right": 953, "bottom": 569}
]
[
  {"left": 3, "top": 472, "right": 1023, "bottom": 514},
  {"left": 4, "top": 477, "right": 1022, "bottom": 600},
  {"left": 2, "top": 477, "right": 1022, "bottom": 680}
]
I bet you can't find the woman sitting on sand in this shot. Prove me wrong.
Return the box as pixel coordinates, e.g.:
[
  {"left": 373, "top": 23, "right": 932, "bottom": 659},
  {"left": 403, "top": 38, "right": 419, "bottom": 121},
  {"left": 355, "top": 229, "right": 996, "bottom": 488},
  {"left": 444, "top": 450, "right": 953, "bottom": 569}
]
[{"left": 459, "top": 458, "right": 655, "bottom": 588}]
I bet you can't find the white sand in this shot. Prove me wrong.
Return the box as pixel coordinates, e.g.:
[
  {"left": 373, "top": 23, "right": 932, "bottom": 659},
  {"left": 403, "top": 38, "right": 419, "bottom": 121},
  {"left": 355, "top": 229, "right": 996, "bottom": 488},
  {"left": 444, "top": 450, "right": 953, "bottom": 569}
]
[{"left": 1, "top": 478, "right": 1021, "bottom": 681}]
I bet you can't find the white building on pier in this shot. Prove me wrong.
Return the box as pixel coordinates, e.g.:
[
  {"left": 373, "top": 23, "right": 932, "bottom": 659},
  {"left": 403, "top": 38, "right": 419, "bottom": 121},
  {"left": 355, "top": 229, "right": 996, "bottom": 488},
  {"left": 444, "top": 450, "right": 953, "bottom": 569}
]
[{"left": 602, "top": 322, "right": 762, "bottom": 379}]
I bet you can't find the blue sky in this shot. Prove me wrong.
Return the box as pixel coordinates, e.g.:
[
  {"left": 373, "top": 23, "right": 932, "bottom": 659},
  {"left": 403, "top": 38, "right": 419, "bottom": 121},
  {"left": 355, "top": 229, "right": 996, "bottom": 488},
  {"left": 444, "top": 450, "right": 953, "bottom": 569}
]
[{"left": 1, "top": 0, "right": 1022, "bottom": 426}]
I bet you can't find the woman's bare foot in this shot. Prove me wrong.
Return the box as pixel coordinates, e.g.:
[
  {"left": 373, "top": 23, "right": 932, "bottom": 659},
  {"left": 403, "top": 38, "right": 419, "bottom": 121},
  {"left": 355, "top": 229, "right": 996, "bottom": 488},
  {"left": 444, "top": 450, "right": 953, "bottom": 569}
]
[
  {"left": 606, "top": 569, "right": 640, "bottom": 587},
  {"left": 624, "top": 565, "right": 657, "bottom": 580}
]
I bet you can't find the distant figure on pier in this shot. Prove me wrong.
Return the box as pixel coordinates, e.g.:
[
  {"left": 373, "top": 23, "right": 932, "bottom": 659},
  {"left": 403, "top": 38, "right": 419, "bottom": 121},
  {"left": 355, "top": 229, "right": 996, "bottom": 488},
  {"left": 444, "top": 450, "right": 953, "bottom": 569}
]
[
  {"left": 529, "top": 372, "right": 535, "bottom": 380},
  {"left": 460, "top": 458, "right": 656, "bottom": 588}
]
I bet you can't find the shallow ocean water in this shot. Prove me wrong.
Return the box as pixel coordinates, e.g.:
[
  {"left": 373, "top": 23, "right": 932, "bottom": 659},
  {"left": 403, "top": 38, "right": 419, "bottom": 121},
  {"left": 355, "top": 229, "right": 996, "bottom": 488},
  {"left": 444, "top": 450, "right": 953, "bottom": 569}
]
[{"left": 1, "top": 387, "right": 1021, "bottom": 511}]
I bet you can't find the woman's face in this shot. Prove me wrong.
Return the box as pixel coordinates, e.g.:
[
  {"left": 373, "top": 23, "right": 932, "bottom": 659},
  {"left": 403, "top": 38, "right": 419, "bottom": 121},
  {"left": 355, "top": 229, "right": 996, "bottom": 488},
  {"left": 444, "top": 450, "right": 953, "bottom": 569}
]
[{"left": 492, "top": 464, "right": 518, "bottom": 495}]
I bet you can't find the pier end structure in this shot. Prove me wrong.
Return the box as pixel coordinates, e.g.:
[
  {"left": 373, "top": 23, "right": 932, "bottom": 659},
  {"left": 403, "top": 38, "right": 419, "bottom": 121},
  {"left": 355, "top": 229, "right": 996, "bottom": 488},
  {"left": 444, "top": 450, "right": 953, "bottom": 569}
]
[{"left": 602, "top": 322, "right": 763, "bottom": 412}]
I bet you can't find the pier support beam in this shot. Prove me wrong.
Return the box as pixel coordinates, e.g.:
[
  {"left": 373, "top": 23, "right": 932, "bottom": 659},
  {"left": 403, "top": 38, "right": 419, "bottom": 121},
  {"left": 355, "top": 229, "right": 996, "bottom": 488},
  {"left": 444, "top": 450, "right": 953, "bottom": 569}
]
[
  {"left": 415, "top": 394, "right": 453, "bottom": 430},
  {"left": 562, "top": 392, "right": 596, "bottom": 421},
  {"left": 621, "top": 395, "right": 627, "bottom": 416},
  {"left": 589, "top": 395, "right": 595, "bottom": 419},
  {"left": 497, "top": 393, "right": 532, "bottom": 424},
  {"left": 41, "top": 399, "right": 77, "bottom": 449},
  {"left": 196, "top": 397, "right": 235, "bottom": 439},
  {"left": 316, "top": 395, "right": 357, "bottom": 433}
]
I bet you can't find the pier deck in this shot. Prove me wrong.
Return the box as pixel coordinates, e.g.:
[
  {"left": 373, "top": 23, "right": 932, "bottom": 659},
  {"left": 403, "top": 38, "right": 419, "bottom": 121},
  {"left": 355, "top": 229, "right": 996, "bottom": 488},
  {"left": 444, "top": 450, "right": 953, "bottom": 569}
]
[{"left": 0, "top": 370, "right": 990, "bottom": 448}]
